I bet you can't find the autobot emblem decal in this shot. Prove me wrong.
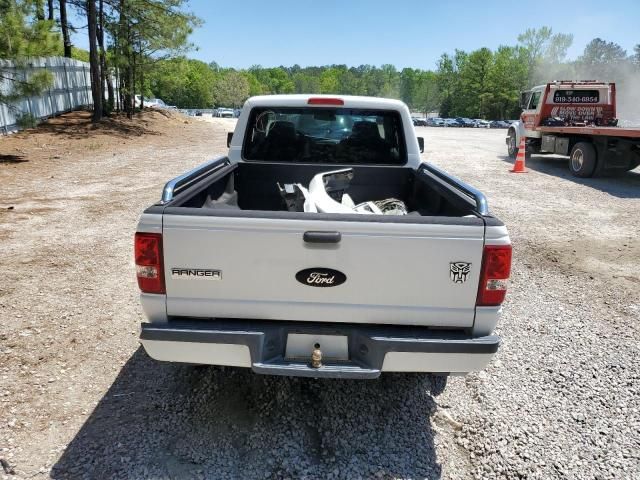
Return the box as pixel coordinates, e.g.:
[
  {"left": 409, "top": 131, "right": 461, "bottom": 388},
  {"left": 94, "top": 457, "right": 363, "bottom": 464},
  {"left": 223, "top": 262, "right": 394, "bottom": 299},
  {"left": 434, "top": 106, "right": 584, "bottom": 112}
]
[
  {"left": 450, "top": 262, "right": 471, "bottom": 284},
  {"left": 296, "top": 268, "right": 346, "bottom": 287}
]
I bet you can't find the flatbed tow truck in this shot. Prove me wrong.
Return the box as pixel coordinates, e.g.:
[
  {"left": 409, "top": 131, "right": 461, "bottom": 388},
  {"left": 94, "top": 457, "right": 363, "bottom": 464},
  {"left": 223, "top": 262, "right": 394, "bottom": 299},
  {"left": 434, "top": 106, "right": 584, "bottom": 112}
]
[{"left": 507, "top": 81, "right": 640, "bottom": 177}]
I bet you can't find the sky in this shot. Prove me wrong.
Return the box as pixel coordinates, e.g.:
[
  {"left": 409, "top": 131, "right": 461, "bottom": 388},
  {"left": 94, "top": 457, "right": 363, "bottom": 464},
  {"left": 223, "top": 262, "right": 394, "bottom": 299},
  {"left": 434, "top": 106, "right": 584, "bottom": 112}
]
[
  {"left": 183, "top": 0, "right": 639, "bottom": 69},
  {"left": 72, "top": 0, "right": 640, "bottom": 70}
]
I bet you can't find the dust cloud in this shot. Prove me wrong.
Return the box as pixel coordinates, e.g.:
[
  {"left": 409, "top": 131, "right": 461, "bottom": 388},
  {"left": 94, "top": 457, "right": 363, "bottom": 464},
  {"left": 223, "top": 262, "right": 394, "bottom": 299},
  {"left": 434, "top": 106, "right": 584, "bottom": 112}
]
[{"left": 609, "top": 69, "right": 640, "bottom": 126}]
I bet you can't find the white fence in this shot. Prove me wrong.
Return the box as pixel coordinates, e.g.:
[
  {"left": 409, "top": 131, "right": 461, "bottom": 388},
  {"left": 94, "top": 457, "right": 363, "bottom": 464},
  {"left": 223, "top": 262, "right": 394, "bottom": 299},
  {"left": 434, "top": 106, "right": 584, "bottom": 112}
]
[{"left": 0, "top": 57, "right": 93, "bottom": 134}]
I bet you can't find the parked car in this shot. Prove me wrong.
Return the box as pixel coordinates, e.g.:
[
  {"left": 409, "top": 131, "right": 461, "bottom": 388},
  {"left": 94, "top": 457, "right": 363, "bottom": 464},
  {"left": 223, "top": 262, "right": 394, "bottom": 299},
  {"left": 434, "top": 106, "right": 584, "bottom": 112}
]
[
  {"left": 143, "top": 97, "right": 176, "bottom": 109},
  {"left": 412, "top": 117, "right": 427, "bottom": 126},
  {"left": 146, "top": 98, "right": 165, "bottom": 108},
  {"left": 456, "top": 117, "right": 475, "bottom": 128},
  {"left": 490, "top": 120, "right": 510, "bottom": 129},
  {"left": 474, "top": 119, "right": 491, "bottom": 129},
  {"left": 216, "top": 108, "right": 235, "bottom": 118},
  {"left": 443, "top": 118, "right": 461, "bottom": 127},
  {"left": 427, "top": 117, "right": 444, "bottom": 127}
]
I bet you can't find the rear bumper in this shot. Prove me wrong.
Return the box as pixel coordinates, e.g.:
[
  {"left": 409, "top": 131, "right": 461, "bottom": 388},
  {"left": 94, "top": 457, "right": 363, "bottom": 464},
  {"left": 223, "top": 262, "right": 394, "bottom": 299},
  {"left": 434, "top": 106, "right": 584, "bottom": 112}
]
[{"left": 140, "top": 319, "right": 499, "bottom": 379}]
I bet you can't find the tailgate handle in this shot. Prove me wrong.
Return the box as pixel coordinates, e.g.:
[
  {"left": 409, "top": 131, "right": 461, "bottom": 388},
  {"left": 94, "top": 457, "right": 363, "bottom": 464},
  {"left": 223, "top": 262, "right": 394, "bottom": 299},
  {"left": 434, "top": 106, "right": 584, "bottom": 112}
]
[{"left": 303, "top": 231, "right": 342, "bottom": 244}]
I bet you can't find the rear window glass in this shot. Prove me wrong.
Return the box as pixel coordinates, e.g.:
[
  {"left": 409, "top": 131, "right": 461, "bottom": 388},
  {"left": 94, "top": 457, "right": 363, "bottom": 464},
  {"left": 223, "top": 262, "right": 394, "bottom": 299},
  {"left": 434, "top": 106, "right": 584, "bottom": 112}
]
[
  {"left": 242, "top": 107, "right": 407, "bottom": 164},
  {"left": 553, "top": 90, "right": 600, "bottom": 104}
]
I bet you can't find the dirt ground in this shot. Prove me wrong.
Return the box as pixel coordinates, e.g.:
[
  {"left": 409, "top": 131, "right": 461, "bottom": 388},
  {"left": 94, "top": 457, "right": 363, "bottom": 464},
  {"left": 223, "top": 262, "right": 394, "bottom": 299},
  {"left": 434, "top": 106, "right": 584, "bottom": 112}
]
[
  {"left": 1, "top": 113, "right": 639, "bottom": 479},
  {"left": 0, "top": 111, "right": 228, "bottom": 478}
]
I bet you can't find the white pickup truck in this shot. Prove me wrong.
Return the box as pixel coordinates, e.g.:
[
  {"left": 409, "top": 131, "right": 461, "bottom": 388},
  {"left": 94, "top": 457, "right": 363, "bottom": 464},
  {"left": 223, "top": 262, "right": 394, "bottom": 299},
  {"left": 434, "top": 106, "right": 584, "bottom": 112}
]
[{"left": 135, "top": 95, "right": 511, "bottom": 382}]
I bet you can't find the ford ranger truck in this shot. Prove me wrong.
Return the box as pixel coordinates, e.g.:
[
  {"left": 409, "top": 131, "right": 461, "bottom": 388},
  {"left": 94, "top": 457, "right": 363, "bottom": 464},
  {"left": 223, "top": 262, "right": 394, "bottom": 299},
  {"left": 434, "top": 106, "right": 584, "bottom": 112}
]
[{"left": 135, "top": 95, "right": 511, "bottom": 380}]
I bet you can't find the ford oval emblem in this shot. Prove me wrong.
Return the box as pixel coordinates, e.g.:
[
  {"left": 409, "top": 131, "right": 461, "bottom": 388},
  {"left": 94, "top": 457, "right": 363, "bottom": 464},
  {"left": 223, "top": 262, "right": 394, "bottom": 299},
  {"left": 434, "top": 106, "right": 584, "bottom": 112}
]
[{"left": 296, "top": 268, "right": 346, "bottom": 287}]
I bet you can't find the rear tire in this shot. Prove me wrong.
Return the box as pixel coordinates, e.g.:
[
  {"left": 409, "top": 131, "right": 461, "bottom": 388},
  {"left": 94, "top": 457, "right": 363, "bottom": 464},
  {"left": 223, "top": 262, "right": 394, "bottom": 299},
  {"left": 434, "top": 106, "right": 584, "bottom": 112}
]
[
  {"left": 569, "top": 142, "right": 597, "bottom": 177},
  {"left": 507, "top": 129, "right": 518, "bottom": 159}
]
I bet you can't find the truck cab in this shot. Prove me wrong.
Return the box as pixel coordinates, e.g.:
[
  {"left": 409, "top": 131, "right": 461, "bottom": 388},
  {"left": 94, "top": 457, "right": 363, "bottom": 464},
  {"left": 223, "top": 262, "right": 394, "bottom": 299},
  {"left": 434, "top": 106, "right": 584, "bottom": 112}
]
[{"left": 518, "top": 85, "right": 546, "bottom": 139}]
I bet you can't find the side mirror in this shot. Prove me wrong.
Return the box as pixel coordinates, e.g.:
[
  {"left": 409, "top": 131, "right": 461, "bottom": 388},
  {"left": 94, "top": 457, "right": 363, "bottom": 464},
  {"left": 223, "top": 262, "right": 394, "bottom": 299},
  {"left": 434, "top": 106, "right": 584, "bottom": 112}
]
[
  {"left": 227, "top": 132, "right": 233, "bottom": 148},
  {"left": 417, "top": 137, "right": 424, "bottom": 153},
  {"left": 520, "top": 92, "right": 531, "bottom": 109}
]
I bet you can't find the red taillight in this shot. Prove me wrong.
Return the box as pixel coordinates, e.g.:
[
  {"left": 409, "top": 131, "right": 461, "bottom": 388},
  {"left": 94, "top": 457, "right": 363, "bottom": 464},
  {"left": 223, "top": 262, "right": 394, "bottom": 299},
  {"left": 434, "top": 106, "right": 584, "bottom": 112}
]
[
  {"left": 476, "top": 244, "right": 512, "bottom": 306},
  {"left": 307, "top": 97, "right": 344, "bottom": 105},
  {"left": 134, "top": 232, "right": 165, "bottom": 294}
]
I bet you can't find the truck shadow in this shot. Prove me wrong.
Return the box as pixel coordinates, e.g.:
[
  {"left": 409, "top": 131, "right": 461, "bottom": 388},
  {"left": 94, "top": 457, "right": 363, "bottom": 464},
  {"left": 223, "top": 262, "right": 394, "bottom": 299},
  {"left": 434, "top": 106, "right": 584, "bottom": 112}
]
[
  {"left": 500, "top": 155, "right": 640, "bottom": 199},
  {"left": 52, "top": 348, "right": 443, "bottom": 479}
]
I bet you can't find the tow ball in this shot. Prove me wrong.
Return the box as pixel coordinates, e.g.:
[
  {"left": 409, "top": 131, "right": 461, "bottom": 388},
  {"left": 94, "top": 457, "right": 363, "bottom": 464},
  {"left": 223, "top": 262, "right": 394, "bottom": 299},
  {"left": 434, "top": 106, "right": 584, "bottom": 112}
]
[{"left": 311, "top": 343, "right": 322, "bottom": 368}]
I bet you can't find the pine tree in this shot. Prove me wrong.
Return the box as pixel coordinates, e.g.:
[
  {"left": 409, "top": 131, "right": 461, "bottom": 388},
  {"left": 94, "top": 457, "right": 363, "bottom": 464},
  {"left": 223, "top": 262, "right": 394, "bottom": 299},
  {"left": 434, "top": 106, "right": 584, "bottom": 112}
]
[
  {"left": 59, "top": 0, "right": 72, "bottom": 57},
  {"left": 86, "top": 0, "right": 102, "bottom": 121},
  {"left": 0, "top": 0, "right": 58, "bottom": 105}
]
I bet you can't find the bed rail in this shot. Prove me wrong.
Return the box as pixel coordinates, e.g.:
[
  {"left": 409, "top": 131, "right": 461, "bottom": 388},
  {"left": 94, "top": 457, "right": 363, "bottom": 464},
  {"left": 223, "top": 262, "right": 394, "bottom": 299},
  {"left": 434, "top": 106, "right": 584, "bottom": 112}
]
[
  {"left": 160, "top": 156, "right": 231, "bottom": 204},
  {"left": 420, "top": 163, "right": 489, "bottom": 215}
]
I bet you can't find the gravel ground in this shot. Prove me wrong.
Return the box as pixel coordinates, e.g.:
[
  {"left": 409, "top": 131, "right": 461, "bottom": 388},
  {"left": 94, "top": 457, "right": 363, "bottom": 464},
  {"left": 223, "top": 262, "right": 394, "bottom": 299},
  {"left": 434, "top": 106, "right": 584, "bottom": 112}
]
[
  {"left": 423, "top": 127, "right": 640, "bottom": 480},
  {"left": 1, "top": 116, "right": 639, "bottom": 479}
]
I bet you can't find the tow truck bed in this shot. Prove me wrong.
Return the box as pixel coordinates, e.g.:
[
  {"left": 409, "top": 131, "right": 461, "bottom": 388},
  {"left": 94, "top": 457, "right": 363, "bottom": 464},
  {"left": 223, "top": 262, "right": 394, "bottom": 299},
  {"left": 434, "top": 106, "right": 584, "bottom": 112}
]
[{"left": 539, "top": 126, "right": 640, "bottom": 138}]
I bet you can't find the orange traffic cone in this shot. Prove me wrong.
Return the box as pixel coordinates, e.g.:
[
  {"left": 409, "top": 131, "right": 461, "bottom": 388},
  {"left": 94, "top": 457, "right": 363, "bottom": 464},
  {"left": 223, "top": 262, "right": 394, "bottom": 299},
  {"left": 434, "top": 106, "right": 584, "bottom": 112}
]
[{"left": 511, "top": 136, "right": 527, "bottom": 173}]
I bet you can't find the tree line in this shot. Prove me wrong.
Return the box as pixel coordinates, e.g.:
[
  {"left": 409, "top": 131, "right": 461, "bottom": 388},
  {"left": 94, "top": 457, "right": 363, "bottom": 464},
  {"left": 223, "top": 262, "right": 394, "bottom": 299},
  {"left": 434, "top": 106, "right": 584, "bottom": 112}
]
[
  {"left": 2, "top": 4, "right": 639, "bottom": 122},
  {"left": 145, "top": 28, "right": 640, "bottom": 120}
]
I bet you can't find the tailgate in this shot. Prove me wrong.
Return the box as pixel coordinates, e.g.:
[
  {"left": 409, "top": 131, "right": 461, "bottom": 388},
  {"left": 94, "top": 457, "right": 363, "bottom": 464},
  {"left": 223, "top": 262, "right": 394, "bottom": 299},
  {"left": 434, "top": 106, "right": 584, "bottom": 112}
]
[{"left": 162, "top": 215, "right": 485, "bottom": 328}]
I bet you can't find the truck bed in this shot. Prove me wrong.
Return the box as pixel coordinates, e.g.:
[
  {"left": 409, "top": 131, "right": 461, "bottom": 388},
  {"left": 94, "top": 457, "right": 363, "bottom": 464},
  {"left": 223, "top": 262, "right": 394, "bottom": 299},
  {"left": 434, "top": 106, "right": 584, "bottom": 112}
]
[
  {"left": 538, "top": 125, "right": 640, "bottom": 138},
  {"left": 140, "top": 157, "right": 502, "bottom": 330},
  {"left": 164, "top": 160, "right": 482, "bottom": 219}
]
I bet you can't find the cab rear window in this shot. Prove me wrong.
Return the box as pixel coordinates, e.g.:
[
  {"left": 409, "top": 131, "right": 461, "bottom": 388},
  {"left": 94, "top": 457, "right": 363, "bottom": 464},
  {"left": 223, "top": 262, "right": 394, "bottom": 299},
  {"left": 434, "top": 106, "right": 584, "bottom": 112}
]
[{"left": 242, "top": 107, "right": 407, "bottom": 165}]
